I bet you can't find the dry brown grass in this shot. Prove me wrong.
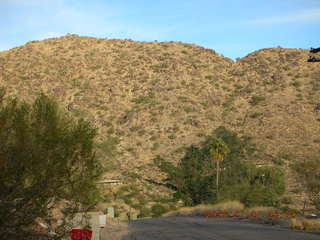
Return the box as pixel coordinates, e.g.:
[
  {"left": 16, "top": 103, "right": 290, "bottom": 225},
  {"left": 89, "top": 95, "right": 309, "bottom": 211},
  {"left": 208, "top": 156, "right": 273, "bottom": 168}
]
[
  {"left": 290, "top": 218, "right": 304, "bottom": 230},
  {"left": 100, "top": 221, "right": 129, "bottom": 240},
  {"left": 247, "top": 206, "right": 276, "bottom": 212},
  {"left": 209, "top": 201, "right": 245, "bottom": 211},
  {"left": 290, "top": 218, "right": 320, "bottom": 232},
  {"left": 163, "top": 201, "right": 244, "bottom": 217},
  {"left": 302, "top": 218, "right": 320, "bottom": 232}
]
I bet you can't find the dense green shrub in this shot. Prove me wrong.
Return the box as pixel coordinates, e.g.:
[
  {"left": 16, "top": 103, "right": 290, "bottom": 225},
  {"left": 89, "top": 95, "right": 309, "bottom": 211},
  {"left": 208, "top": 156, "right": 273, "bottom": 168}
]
[
  {"left": 138, "top": 208, "right": 151, "bottom": 218},
  {"left": 154, "top": 146, "right": 215, "bottom": 206},
  {"left": 220, "top": 164, "right": 285, "bottom": 207},
  {"left": 151, "top": 204, "right": 167, "bottom": 217}
]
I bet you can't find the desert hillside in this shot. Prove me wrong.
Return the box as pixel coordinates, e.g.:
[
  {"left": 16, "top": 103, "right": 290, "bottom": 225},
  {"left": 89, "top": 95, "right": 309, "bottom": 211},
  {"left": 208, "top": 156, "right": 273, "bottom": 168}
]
[{"left": 1, "top": 34, "right": 319, "bottom": 210}]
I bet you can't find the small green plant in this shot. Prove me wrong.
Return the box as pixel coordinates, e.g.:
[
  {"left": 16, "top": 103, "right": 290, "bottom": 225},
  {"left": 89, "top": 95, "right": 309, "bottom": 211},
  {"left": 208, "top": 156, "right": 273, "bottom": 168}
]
[
  {"left": 116, "top": 130, "right": 125, "bottom": 137},
  {"left": 291, "top": 80, "right": 301, "bottom": 88},
  {"left": 278, "top": 153, "right": 290, "bottom": 160},
  {"left": 282, "top": 66, "right": 289, "bottom": 71},
  {"left": 83, "top": 81, "right": 90, "bottom": 89},
  {"left": 234, "top": 83, "right": 243, "bottom": 89},
  {"left": 89, "top": 65, "right": 102, "bottom": 71},
  {"left": 131, "top": 94, "right": 154, "bottom": 104},
  {"left": 183, "top": 106, "right": 196, "bottom": 113},
  {"left": 152, "top": 142, "right": 160, "bottom": 150},
  {"left": 178, "top": 96, "right": 189, "bottom": 102},
  {"left": 249, "top": 95, "right": 266, "bottom": 106},
  {"left": 168, "top": 134, "right": 176, "bottom": 139},
  {"left": 205, "top": 75, "right": 214, "bottom": 80},
  {"left": 296, "top": 93, "right": 303, "bottom": 100},
  {"left": 272, "top": 158, "right": 284, "bottom": 166},
  {"left": 130, "top": 125, "right": 141, "bottom": 132},
  {"left": 249, "top": 112, "right": 263, "bottom": 118},
  {"left": 222, "top": 86, "right": 230, "bottom": 91},
  {"left": 138, "top": 130, "right": 146, "bottom": 136},
  {"left": 107, "top": 128, "right": 115, "bottom": 134}
]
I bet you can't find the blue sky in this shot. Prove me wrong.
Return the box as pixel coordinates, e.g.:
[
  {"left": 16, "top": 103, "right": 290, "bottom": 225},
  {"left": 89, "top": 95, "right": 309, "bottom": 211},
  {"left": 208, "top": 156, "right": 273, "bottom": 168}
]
[{"left": 1, "top": 0, "right": 319, "bottom": 59}]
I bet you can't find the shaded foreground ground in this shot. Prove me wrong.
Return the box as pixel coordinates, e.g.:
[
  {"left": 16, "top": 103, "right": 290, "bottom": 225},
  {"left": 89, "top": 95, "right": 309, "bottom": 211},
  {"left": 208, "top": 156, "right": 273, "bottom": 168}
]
[{"left": 102, "top": 216, "right": 320, "bottom": 240}]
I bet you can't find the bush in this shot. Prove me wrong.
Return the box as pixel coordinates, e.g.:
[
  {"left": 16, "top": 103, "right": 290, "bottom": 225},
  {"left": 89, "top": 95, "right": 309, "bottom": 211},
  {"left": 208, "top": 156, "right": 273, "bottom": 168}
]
[
  {"left": 151, "top": 204, "right": 167, "bottom": 217},
  {"left": 138, "top": 208, "right": 151, "bottom": 218},
  {"left": 272, "top": 158, "right": 285, "bottom": 165}
]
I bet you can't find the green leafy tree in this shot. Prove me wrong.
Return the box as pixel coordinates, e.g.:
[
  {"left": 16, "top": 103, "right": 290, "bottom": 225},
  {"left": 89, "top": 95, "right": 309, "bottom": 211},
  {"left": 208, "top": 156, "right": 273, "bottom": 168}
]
[
  {"left": 0, "top": 92, "right": 103, "bottom": 239},
  {"left": 155, "top": 126, "right": 285, "bottom": 207},
  {"left": 154, "top": 145, "right": 215, "bottom": 206}
]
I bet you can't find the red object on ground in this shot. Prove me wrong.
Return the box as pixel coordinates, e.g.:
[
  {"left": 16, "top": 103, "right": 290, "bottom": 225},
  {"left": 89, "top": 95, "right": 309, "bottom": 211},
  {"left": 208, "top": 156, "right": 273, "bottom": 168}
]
[{"left": 70, "top": 229, "right": 92, "bottom": 240}]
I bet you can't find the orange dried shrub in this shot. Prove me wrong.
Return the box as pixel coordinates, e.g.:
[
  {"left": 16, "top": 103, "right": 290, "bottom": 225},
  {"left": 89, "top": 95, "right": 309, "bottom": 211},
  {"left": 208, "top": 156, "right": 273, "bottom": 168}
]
[
  {"left": 204, "top": 211, "right": 216, "bottom": 218},
  {"left": 232, "top": 210, "right": 245, "bottom": 218},
  {"left": 248, "top": 211, "right": 260, "bottom": 219},
  {"left": 281, "top": 210, "right": 297, "bottom": 219},
  {"left": 267, "top": 210, "right": 280, "bottom": 220},
  {"left": 205, "top": 210, "right": 230, "bottom": 218},
  {"left": 202, "top": 201, "right": 244, "bottom": 218}
]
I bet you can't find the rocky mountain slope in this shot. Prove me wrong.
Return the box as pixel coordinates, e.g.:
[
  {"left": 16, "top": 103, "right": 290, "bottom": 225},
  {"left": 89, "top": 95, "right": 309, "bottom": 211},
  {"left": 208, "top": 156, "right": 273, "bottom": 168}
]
[{"left": 1, "top": 34, "right": 319, "bottom": 209}]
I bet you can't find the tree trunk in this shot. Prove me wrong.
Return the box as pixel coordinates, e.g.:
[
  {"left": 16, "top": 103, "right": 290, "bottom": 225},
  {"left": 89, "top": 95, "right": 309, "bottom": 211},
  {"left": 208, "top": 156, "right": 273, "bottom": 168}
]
[{"left": 216, "top": 161, "right": 220, "bottom": 201}]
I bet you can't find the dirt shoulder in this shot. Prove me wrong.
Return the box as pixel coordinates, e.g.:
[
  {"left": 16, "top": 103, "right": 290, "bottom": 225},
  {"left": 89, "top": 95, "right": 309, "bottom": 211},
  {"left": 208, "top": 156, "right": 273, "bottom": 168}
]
[{"left": 100, "top": 220, "right": 129, "bottom": 240}]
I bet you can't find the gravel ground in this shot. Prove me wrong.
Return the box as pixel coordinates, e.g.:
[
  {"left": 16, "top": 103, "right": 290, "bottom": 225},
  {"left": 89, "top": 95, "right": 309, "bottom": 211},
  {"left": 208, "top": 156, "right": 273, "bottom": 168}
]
[{"left": 100, "top": 221, "right": 129, "bottom": 240}]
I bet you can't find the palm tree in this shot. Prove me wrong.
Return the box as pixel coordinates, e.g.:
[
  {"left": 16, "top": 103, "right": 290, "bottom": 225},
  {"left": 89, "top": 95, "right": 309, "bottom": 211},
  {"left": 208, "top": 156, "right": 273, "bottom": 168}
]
[{"left": 210, "top": 138, "right": 230, "bottom": 201}]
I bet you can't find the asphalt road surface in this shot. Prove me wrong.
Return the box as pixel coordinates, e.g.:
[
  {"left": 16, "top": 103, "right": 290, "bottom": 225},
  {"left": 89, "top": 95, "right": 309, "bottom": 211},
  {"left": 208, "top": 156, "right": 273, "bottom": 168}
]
[{"left": 122, "top": 216, "right": 320, "bottom": 240}]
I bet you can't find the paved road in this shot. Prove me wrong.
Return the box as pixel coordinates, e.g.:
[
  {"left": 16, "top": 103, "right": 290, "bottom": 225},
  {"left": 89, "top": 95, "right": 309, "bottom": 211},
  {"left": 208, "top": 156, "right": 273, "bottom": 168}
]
[{"left": 122, "top": 216, "right": 320, "bottom": 240}]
